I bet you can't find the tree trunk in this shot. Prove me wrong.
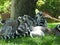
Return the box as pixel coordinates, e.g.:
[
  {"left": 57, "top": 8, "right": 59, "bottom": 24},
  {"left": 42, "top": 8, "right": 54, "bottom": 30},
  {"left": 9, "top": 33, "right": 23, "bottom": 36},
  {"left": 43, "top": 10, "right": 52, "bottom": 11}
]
[{"left": 11, "top": 0, "right": 37, "bottom": 19}]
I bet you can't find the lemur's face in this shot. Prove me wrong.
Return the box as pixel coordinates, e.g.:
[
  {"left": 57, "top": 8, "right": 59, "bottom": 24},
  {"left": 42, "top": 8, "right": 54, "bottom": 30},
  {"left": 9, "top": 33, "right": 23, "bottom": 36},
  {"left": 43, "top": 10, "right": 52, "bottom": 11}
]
[
  {"left": 36, "top": 12, "right": 43, "bottom": 19},
  {"left": 18, "top": 16, "right": 24, "bottom": 23},
  {"left": 38, "top": 12, "right": 43, "bottom": 16},
  {"left": 18, "top": 16, "right": 22, "bottom": 21},
  {"left": 18, "top": 16, "right": 22, "bottom": 20},
  {"left": 23, "top": 15, "right": 28, "bottom": 21}
]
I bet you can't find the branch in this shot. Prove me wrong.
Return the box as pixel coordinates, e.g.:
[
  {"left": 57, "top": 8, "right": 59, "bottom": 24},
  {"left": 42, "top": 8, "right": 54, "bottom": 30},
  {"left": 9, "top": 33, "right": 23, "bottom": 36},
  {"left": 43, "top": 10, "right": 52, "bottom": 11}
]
[{"left": 43, "top": 13, "right": 60, "bottom": 22}]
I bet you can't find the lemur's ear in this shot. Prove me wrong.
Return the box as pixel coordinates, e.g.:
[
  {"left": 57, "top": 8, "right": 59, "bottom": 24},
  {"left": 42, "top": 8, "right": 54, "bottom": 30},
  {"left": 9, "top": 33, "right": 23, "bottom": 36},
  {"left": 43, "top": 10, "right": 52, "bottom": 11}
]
[{"left": 1, "top": 20, "right": 6, "bottom": 24}]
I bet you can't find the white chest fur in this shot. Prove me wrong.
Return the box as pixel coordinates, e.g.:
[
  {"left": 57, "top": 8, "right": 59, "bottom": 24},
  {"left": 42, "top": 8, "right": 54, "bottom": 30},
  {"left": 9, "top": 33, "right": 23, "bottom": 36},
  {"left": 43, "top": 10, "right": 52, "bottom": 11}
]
[{"left": 30, "top": 26, "right": 45, "bottom": 37}]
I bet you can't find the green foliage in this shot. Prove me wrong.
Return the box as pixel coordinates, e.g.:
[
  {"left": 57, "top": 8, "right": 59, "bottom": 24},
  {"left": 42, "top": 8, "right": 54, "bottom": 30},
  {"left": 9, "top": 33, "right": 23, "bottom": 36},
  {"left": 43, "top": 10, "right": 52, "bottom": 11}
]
[
  {"left": 37, "top": 0, "right": 60, "bottom": 18},
  {"left": 4, "top": 0, "right": 11, "bottom": 13},
  {"left": 0, "top": 5, "right": 4, "bottom": 12},
  {"left": 0, "top": 0, "right": 11, "bottom": 13}
]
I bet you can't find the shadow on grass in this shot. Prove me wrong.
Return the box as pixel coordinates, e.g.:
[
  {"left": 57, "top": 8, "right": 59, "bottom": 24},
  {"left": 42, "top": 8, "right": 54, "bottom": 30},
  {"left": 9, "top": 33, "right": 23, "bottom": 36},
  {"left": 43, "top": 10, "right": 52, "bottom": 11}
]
[
  {"left": 41, "top": 36, "right": 60, "bottom": 45},
  {"left": 0, "top": 35, "right": 60, "bottom": 45},
  {"left": 41, "top": 40, "right": 53, "bottom": 45},
  {"left": 53, "top": 36, "right": 60, "bottom": 45},
  {"left": 5, "top": 37, "right": 38, "bottom": 45}
]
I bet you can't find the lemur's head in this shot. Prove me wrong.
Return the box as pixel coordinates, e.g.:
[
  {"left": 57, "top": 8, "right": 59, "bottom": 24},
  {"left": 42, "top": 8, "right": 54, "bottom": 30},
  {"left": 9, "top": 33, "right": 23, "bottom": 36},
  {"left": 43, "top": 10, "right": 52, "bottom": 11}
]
[
  {"left": 18, "top": 16, "right": 24, "bottom": 23},
  {"left": 23, "top": 15, "right": 28, "bottom": 21},
  {"left": 35, "top": 12, "right": 44, "bottom": 20},
  {"left": 36, "top": 12, "right": 43, "bottom": 17}
]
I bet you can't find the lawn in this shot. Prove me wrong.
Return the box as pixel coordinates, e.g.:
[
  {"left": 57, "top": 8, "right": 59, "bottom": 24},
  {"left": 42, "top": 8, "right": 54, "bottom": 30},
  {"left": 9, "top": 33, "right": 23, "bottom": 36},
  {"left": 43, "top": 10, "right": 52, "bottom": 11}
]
[{"left": 0, "top": 23, "right": 60, "bottom": 45}]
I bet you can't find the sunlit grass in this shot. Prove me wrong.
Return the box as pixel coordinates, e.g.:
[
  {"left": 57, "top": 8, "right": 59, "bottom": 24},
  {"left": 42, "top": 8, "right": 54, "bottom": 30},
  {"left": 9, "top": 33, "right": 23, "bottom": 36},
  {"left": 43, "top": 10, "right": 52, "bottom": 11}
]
[{"left": 48, "top": 23, "right": 60, "bottom": 28}]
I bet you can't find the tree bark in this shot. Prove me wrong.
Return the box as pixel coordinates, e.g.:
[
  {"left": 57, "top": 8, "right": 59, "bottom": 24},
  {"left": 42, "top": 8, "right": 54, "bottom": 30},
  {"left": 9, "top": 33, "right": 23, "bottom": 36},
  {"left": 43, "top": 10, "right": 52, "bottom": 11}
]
[{"left": 11, "top": 0, "right": 37, "bottom": 19}]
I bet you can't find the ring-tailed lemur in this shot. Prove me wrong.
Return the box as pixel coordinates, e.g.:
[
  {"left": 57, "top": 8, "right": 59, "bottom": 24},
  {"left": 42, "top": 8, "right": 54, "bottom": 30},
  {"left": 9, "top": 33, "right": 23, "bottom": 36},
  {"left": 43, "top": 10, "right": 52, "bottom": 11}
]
[
  {"left": 35, "top": 12, "right": 47, "bottom": 27},
  {"left": 0, "top": 19, "right": 20, "bottom": 39}
]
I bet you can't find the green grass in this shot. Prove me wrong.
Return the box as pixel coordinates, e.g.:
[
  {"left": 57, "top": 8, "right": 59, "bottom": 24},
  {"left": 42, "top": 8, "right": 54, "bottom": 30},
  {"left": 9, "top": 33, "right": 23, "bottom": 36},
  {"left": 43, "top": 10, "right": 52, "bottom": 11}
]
[
  {"left": 47, "top": 23, "right": 60, "bottom": 28},
  {"left": 0, "top": 36, "right": 60, "bottom": 45},
  {"left": 0, "top": 23, "right": 60, "bottom": 45}
]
